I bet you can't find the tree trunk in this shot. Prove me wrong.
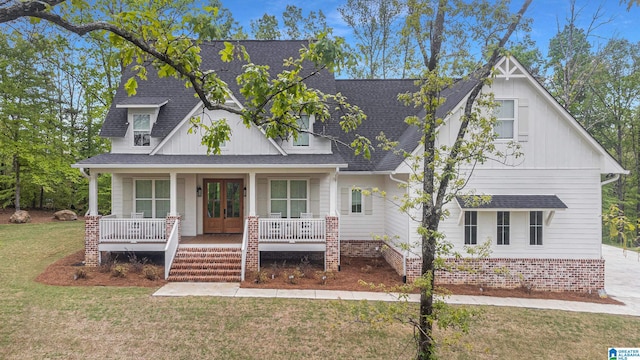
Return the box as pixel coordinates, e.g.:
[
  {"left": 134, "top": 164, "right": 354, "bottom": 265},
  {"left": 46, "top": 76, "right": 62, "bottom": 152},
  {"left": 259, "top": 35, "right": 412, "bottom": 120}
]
[
  {"left": 616, "top": 122, "right": 625, "bottom": 244},
  {"left": 13, "top": 154, "right": 20, "bottom": 211},
  {"left": 39, "top": 186, "right": 44, "bottom": 209}
]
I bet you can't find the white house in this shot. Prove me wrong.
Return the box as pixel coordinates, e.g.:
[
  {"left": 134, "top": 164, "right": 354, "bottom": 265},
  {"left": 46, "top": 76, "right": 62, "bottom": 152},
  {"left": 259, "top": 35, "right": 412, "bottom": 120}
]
[{"left": 73, "top": 40, "right": 626, "bottom": 291}]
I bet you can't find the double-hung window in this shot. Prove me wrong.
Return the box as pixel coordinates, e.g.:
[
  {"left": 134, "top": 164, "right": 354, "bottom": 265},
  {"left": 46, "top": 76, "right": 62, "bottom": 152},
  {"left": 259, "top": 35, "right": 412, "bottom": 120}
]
[
  {"left": 464, "top": 211, "right": 477, "bottom": 245},
  {"left": 270, "top": 179, "right": 308, "bottom": 218},
  {"left": 497, "top": 211, "right": 510, "bottom": 245},
  {"left": 351, "top": 189, "right": 362, "bottom": 214},
  {"left": 135, "top": 179, "right": 169, "bottom": 218},
  {"left": 133, "top": 114, "right": 151, "bottom": 146},
  {"left": 495, "top": 100, "right": 515, "bottom": 139},
  {"left": 293, "top": 115, "right": 310, "bottom": 146},
  {"left": 530, "top": 211, "right": 543, "bottom": 245}
]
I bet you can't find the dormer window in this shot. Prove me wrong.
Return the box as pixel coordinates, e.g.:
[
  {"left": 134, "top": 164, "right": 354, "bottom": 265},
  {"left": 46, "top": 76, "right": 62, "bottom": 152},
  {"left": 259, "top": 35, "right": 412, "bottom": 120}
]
[
  {"left": 293, "top": 115, "right": 310, "bottom": 147},
  {"left": 133, "top": 114, "right": 151, "bottom": 146},
  {"left": 495, "top": 100, "right": 515, "bottom": 139}
]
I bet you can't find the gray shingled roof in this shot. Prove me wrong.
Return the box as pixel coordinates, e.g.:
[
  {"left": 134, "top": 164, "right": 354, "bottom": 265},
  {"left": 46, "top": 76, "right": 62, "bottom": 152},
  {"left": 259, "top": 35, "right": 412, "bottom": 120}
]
[
  {"left": 101, "top": 40, "right": 336, "bottom": 138},
  {"left": 116, "top": 97, "right": 169, "bottom": 106},
  {"left": 455, "top": 195, "right": 568, "bottom": 209},
  {"left": 99, "top": 40, "right": 482, "bottom": 172},
  {"left": 73, "top": 153, "right": 347, "bottom": 168}
]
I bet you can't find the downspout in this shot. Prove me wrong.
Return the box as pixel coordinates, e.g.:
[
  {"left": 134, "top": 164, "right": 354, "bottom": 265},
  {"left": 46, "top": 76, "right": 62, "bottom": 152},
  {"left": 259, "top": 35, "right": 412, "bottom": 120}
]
[
  {"left": 600, "top": 173, "right": 620, "bottom": 187},
  {"left": 389, "top": 172, "right": 409, "bottom": 283},
  {"left": 599, "top": 173, "right": 620, "bottom": 260}
]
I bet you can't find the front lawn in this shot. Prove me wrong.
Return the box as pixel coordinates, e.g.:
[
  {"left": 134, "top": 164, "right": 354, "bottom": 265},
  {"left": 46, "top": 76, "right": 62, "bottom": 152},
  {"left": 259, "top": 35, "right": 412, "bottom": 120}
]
[{"left": 1, "top": 222, "right": 639, "bottom": 359}]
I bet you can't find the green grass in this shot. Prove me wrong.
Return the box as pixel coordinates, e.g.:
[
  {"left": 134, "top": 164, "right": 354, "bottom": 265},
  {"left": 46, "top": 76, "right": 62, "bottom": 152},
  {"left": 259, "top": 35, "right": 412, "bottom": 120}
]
[{"left": 1, "top": 222, "right": 639, "bottom": 359}]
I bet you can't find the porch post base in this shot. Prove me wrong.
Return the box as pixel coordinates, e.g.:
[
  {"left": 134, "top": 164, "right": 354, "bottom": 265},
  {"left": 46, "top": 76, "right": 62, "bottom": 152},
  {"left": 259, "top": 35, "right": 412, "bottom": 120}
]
[
  {"left": 166, "top": 215, "right": 182, "bottom": 243},
  {"left": 84, "top": 215, "right": 102, "bottom": 267},
  {"left": 247, "top": 216, "right": 259, "bottom": 271},
  {"left": 325, "top": 216, "right": 339, "bottom": 272}
]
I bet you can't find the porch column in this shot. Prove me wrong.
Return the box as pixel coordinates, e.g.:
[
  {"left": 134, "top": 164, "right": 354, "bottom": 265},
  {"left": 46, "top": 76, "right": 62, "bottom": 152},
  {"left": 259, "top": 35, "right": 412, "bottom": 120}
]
[
  {"left": 88, "top": 171, "right": 98, "bottom": 216},
  {"left": 329, "top": 168, "right": 338, "bottom": 216},
  {"left": 84, "top": 215, "right": 101, "bottom": 266},
  {"left": 246, "top": 216, "right": 259, "bottom": 271},
  {"left": 169, "top": 171, "right": 178, "bottom": 216},
  {"left": 325, "top": 215, "right": 339, "bottom": 271},
  {"left": 249, "top": 171, "right": 256, "bottom": 216}
]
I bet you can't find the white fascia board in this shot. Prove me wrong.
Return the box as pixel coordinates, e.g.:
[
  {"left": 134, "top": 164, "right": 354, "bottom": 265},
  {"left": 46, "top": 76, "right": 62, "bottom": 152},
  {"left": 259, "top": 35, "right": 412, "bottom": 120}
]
[
  {"left": 495, "top": 56, "right": 627, "bottom": 175},
  {"left": 115, "top": 100, "right": 169, "bottom": 109},
  {"left": 460, "top": 207, "right": 567, "bottom": 212},
  {"left": 71, "top": 163, "right": 348, "bottom": 170},
  {"left": 337, "top": 171, "right": 392, "bottom": 175}
]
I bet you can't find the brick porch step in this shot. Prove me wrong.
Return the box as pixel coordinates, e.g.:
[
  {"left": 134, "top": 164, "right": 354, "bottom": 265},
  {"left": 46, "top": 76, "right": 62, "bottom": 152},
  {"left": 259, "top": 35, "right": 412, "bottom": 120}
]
[{"left": 168, "top": 247, "right": 242, "bottom": 282}]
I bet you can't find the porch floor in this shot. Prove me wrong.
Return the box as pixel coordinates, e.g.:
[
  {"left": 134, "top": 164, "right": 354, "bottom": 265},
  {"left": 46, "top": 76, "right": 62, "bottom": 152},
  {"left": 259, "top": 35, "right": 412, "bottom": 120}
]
[{"left": 181, "top": 233, "right": 243, "bottom": 245}]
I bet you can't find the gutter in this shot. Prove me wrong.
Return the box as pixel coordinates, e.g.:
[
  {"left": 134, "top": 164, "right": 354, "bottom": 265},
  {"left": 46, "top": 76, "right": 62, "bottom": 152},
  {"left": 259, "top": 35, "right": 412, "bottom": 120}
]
[{"left": 389, "top": 172, "right": 409, "bottom": 282}]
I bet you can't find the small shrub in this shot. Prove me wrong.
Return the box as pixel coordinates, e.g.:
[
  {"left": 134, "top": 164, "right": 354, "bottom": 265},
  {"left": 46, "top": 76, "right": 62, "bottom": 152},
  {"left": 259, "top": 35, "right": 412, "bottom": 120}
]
[
  {"left": 253, "top": 270, "right": 269, "bottom": 284},
  {"left": 315, "top": 271, "right": 336, "bottom": 285},
  {"left": 98, "top": 257, "right": 115, "bottom": 273},
  {"left": 143, "top": 265, "right": 159, "bottom": 281},
  {"left": 128, "top": 252, "right": 148, "bottom": 274},
  {"left": 360, "top": 265, "right": 373, "bottom": 273},
  {"left": 74, "top": 268, "right": 88, "bottom": 280},
  {"left": 284, "top": 269, "right": 303, "bottom": 284},
  {"left": 111, "top": 264, "right": 128, "bottom": 278},
  {"left": 371, "top": 258, "right": 382, "bottom": 268}
]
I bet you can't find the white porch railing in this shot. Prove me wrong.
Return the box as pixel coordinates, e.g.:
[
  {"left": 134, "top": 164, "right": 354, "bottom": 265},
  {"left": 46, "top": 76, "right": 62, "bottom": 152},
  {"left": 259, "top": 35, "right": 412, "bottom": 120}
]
[
  {"left": 164, "top": 219, "right": 180, "bottom": 280},
  {"left": 240, "top": 220, "right": 249, "bottom": 281},
  {"left": 99, "top": 217, "right": 166, "bottom": 243},
  {"left": 258, "top": 218, "right": 326, "bottom": 243}
]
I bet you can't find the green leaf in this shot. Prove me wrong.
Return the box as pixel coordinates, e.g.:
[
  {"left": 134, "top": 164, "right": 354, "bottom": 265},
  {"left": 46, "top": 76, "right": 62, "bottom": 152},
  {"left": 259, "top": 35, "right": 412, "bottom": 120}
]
[
  {"left": 124, "top": 77, "right": 138, "bottom": 96},
  {"left": 219, "top": 42, "right": 234, "bottom": 63}
]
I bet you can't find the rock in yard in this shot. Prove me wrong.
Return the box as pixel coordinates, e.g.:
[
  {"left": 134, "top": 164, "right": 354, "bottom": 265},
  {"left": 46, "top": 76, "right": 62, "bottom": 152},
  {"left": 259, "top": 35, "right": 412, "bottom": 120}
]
[
  {"left": 9, "top": 210, "right": 31, "bottom": 224},
  {"left": 54, "top": 210, "right": 77, "bottom": 221}
]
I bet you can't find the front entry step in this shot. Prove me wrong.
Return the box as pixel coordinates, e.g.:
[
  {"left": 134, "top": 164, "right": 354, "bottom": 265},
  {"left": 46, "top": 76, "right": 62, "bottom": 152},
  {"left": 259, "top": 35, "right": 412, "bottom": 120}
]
[{"left": 168, "top": 247, "right": 242, "bottom": 282}]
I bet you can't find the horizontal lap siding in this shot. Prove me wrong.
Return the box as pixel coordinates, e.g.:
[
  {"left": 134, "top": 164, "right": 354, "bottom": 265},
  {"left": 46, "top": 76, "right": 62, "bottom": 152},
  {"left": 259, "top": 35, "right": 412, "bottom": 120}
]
[
  {"left": 441, "top": 168, "right": 601, "bottom": 259},
  {"left": 338, "top": 175, "right": 386, "bottom": 241}
]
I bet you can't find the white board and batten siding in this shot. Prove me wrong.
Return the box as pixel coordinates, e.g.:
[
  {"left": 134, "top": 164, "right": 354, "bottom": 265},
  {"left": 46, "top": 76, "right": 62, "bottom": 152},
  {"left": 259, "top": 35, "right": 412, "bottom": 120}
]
[
  {"left": 394, "top": 73, "right": 616, "bottom": 260},
  {"left": 337, "top": 175, "right": 386, "bottom": 241},
  {"left": 155, "top": 110, "right": 280, "bottom": 155}
]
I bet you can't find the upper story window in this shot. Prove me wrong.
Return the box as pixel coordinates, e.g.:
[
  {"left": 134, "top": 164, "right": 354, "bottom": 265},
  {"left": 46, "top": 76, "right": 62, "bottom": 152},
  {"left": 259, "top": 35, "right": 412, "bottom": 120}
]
[
  {"left": 293, "top": 115, "right": 310, "bottom": 147},
  {"left": 495, "top": 100, "right": 515, "bottom": 140},
  {"left": 133, "top": 114, "right": 151, "bottom": 146}
]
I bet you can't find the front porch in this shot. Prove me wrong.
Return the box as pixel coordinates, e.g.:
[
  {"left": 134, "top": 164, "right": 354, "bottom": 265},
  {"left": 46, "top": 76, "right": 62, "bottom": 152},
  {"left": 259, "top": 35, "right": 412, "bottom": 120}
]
[{"left": 85, "top": 214, "right": 339, "bottom": 281}]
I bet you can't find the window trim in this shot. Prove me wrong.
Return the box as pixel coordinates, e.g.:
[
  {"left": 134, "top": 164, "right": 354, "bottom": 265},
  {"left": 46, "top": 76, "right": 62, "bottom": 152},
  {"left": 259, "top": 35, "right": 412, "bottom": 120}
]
[
  {"left": 134, "top": 178, "right": 170, "bottom": 218},
  {"left": 496, "top": 211, "right": 510, "bottom": 245},
  {"left": 494, "top": 99, "right": 517, "bottom": 141},
  {"left": 464, "top": 211, "right": 478, "bottom": 245},
  {"left": 529, "top": 211, "right": 544, "bottom": 246},
  {"left": 132, "top": 113, "right": 151, "bottom": 147},
  {"left": 268, "top": 178, "right": 309, "bottom": 218}
]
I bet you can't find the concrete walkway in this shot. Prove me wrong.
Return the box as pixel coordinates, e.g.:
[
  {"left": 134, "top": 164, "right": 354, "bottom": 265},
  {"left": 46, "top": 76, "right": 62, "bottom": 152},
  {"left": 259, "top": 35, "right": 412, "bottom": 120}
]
[{"left": 153, "top": 245, "right": 640, "bottom": 317}]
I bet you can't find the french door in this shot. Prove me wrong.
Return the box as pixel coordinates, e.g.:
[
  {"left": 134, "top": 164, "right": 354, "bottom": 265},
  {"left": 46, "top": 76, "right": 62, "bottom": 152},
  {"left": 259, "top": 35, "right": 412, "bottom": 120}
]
[{"left": 203, "top": 179, "right": 243, "bottom": 233}]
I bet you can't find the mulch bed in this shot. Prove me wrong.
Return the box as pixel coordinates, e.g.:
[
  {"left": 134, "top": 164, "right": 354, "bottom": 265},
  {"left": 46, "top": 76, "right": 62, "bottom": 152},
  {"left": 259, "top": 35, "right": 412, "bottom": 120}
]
[{"left": 20, "top": 209, "right": 624, "bottom": 305}]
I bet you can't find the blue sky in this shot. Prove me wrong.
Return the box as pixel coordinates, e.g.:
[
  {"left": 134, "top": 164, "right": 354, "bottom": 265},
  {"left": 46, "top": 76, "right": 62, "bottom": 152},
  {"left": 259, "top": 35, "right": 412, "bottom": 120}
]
[{"left": 222, "top": 0, "right": 640, "bottom": 56}]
